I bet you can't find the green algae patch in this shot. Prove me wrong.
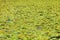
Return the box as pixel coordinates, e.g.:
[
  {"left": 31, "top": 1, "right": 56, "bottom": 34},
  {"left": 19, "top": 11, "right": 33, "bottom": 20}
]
[{"left": 0, "top": 0, "right": 60, "bottom": 40}]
